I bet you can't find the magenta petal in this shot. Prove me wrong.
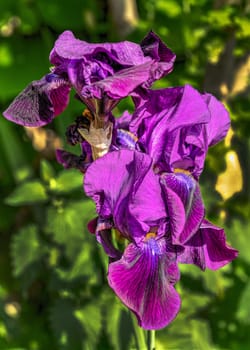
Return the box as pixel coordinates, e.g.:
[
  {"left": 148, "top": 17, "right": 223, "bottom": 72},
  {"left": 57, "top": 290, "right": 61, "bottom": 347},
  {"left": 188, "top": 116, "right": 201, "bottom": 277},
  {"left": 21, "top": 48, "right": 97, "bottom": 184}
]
[
  {"left": 162, "top": 173, "right": 205, "bottom": 244},
  {"left": 178, "top": 220, "right": 238, "bottom": 270},
  {"left": 81, "top": 61, "right": 154, "bottom": 100},
  {"left": 84, "top": 150, "right": 166, "bottom": 241},
  {"left": 50, "top": 30, "right": 149, "bottom": 65},
  {"left": 108, "top": 238, "right": 181, "bottom": 330},
  {"left": 202, "top": 93, "right": 230, "bottom": 147},
  {"left": 160, "top": 183, "right": 186, "bottom": 243}
]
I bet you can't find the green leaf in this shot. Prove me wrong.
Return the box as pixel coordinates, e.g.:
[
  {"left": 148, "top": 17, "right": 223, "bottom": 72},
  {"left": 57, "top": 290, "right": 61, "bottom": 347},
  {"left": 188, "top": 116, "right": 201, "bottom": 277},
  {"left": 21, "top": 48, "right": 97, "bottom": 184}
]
[
  {"left": 45, "top": 199, "right": 95, "bottom": 258},
  {"left": 236, "top": 281, "right": 250, "bottom": 324},
  {"left": 49, "top": 299, "right": 85, "bottom": 350},
  {"left": 226, "top": 219, "right": 250, "bottom": 264},
  {"left": 74, "top": 302, "right": 102, "bottom": 346},
  {"left": 52, "top": 169, "right": 83, "bottom": 194},
  {"left": 0, "top": 118, "right": 33, "bottom": 183},
  {"left": 40, "top": 159, "right": 55, "bottom": 184},
  {"left": 5, "top": 180, "right": 48, "bottom": 206},
  {"left": 11, "top": 225, "right": 45, "bottom": 276}
]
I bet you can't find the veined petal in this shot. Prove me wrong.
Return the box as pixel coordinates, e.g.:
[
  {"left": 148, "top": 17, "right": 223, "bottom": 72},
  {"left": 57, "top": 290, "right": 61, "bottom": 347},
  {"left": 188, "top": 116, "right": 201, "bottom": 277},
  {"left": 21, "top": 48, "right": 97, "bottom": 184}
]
[
  {"left": 202, "top": 93, "right": 230, "bottom": 147},
  {"left": 178, "top": 220, "right": 238, "bottom": 270},
  {"left": 3, "top": 74, "right": 70, "bottom": 127},
  {"left": 84, "top": 150, "right": 167, "bottom": 241},
  {"left": 50, "top": 30, "right": 150, "bottom": 65},
  {"left": 108, "top": 238, "right": 181, "bottom": 330},
  {"left": 81, "top": 61, "right": 155, "bottom": 100},
  {"left": 160, "top": 184, "right": 186, "bottom": 243},
  {"left": 161, "top": 172, "right": 205, "bottom": 244}
]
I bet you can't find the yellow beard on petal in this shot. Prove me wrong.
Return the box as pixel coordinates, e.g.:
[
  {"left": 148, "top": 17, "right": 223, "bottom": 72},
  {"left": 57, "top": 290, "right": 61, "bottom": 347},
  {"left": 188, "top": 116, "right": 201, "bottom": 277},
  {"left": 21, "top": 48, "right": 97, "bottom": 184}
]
[
  {"left": 174, "top": 168, "right": 191, "bottom": 175},
  {"left": 145, "top": 232, "right": 157, "bottom": 241}
]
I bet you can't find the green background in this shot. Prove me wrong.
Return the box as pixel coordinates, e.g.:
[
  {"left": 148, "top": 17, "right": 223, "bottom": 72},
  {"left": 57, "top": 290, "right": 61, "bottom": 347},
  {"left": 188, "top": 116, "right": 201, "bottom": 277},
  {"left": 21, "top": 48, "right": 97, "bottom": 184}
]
[{"left": 0, "top": 0, "right": 249, "bottom": 349}]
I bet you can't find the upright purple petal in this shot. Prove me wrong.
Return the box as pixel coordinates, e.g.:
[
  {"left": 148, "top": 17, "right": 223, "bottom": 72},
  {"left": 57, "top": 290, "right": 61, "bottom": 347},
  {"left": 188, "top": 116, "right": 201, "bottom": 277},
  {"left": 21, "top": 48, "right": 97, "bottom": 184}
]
[
  {"left": 108, "top": 237, "right": 181, "bottom": 330},
  {"left": 178, "top": 220, "right": 238, "bottom": 270},
  {"left": 84, "top": 150, "right": 166, "bottom": 241},
  {"left": 128, "top": 85, "right": 210, "bottom": 176},
  {"left": 202, "top": 93, "right": 231, "bottom": 147},
  {"left": 50, "top": 30, "right": 150, "bottom": 65}
]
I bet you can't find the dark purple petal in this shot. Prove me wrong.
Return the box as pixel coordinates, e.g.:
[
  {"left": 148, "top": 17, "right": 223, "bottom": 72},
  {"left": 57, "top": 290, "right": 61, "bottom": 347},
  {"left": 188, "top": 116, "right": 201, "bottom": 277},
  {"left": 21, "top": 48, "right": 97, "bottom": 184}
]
[
  {"left": 161, "top": 172, "right": 205, "bottom": 244},
  {"left": 3, "top": 75, "right": 70, "bottom": 127},
  {"left": 160, "top": 185, "right": 186, "bottom": 244},
  {"left": 202, "top": 93, "right": 231, "bottom": 147},
  {"left": 84, "top": 150, "right": 166, "bottom": 242},
  {"left": 50, "top": 30, "right": 150, "bottom": 66},
  {"left": 56, "top": 147, "right": 90, "bottom": 173},
  {"left": 178, "top": 220, "right": 238, "bottom": 270},
  {"left": 140, "top": 31, "right": 175, "bottom": 65},
  {"left": 108, "top": 237, "right": 181, "bottom": 330}
]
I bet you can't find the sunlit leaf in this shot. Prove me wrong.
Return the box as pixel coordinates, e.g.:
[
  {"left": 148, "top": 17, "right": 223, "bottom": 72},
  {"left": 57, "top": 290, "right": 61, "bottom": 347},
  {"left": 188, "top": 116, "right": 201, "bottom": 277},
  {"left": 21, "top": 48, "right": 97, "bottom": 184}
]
[
  {"left": 53, "top": 169, "right": 83, "bottom": 194},
  {"left": 40, "top": 159, "right": 56, "bottom": 184},
  {"left": 45, "top": 199, "right": 95, "bottom": 258},
  {"left": 5, "top": 180, "right": 48, "bottom": 206},
  {"left": 236, "top": 281, "right": 250, "bottom": 325},
  {"left": 11, "top": 225, "right": 45, "bottom": 276}
]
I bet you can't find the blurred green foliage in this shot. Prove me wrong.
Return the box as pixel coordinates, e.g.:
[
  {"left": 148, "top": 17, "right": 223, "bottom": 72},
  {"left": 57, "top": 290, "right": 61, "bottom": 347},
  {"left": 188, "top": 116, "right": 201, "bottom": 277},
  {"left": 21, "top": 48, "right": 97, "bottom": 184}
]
[{"left": 0, "top": 0, "right": 250, "bottom": 349}]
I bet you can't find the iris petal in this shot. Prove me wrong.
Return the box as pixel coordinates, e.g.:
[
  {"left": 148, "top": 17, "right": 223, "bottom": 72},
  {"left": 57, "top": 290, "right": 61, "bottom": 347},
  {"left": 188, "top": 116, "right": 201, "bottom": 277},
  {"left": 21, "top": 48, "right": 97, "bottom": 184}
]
[
  {"left": 161, "top": 172, "right": 204, "bottom": 244},
  {"left": 3, "top": 75, "right": 70, "bottom": 127},
  {"left": 84, "top": 150, "right": 166, "bottom": 241},
  {"left": 108, "top": 238, "right": 181, "bottom": 330},
  {"left": 178, "top": 220, "right": 238, "bottom": 270}
]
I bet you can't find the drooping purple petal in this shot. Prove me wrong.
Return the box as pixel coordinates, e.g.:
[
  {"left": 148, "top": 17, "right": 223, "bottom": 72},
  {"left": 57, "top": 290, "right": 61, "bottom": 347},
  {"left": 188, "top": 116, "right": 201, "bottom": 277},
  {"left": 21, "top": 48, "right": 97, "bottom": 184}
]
[
  {"left": 178, "top": 220, "right": 238, "bottom": 270},
  {"left": 202, "top": 93, "right": 231, "bottom": 147},
  {"left": 108, "top": 237, "right": 181, "bottom": 330},
  {"left": 161, "top": 172, "right": 205, "bottom": 244},
  {"left": 3, "top": 74, "right": 70, "bottom": 127},
  {"left": 81, "top": 61, "right": 160, "bottom": 100},
  {"left": 84, "top": 150, "right": 166, "bottom": 242}
]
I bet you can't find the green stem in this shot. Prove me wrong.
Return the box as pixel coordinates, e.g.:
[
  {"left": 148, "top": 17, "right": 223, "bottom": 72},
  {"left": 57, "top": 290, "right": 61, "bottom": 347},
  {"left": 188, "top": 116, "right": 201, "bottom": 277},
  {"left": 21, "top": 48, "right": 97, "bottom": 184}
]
[
  {"left": 148, "top": 330, "right": 156, "bottom": 350},
  {"left": 131, "top": 314, "right": 147, "bottom": 350}
]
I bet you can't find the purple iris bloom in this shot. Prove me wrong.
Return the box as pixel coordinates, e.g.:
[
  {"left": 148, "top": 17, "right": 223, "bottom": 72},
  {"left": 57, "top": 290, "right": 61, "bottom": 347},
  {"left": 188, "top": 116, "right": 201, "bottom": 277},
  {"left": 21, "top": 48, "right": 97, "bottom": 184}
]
[
  {"left": 3, "top": 31, "right": 175, "bottom": 128},
  {"left": 83, "top": 149, "right": 237, "bottom": 329},
  {"left": 116, "top": 84, "right": 231, "bottom": 244},
  {"left": 84, "top": 149, "right": 181, "bottom": 330},
  {"left": 120, "top": 84, "right": 230, "bottom": 178},
  {"left": 177, "top": 219, "right": 238, "bottom": 270}
]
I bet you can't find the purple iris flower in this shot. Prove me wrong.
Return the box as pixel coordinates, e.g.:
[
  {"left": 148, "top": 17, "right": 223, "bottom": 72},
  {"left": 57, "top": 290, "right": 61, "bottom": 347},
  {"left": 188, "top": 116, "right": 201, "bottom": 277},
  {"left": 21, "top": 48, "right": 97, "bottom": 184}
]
[
  {"left": 84, "top": 149, "right": 181, "bottom": 330},
  {"left": 116, "top": 84, "right": 231, "bottom": 244},
  {"left": 3, "top": 31, "right": 175, "bottom": 128},
  {"left": 120, "top": 84, "right": 230, "bottom": 178},
  {"left": 84, "top": 148, "right": 237, "bottom": 329}
]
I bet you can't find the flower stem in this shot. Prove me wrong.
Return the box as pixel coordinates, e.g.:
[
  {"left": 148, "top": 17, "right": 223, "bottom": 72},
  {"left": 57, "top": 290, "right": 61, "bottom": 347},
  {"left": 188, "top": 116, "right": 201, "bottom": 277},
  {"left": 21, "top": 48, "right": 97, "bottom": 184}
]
[
  {"left": 131, "top": 314, "right": 147, "bottom": 350},
  {"left": 148, "top": 330, "right": 156, "bottom": 350}
]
